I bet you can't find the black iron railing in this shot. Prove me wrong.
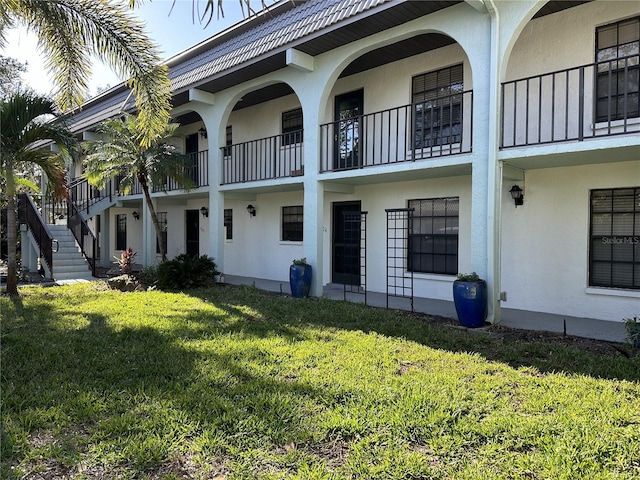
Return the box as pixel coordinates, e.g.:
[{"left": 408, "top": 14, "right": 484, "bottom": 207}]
[
  {"left": 158, "top": 150, "right": 209, "bottom": 191},
  {"left": 17, "top": 193, "right": 55, "bottom": 278},
  {"left": 221, "top": 132, "right": 303, "bottom": 184},
  {"left": 501, "top": 54, "right": 640, "bottom": 148},
  {"left": 68, "top": 150, "right": 209, "bottom": 210},
  {"left": 70, "top": 176, "right": 115, "bottom": 214},
  {"left": 67, "top": 200, "right": 97, "bottom": 276},
  {"left": 320, "top": 91, "right": 473, "bottom": 173}
]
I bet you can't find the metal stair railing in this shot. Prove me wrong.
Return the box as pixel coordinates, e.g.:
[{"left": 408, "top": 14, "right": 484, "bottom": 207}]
[
  {"left": 17, "top": 193, "right": 57, "bottom": 279},
  {"left": 67, "top": 196, "right": 97, "bottom": 277}
]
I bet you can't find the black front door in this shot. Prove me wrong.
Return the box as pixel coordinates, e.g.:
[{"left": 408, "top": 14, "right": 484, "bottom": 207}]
[
  {"left": 332, "top": 201, "right": 361, "bottom": 284},
  {"left": 185, "top": 209, "right": 199, "bottom": 256},
  {"left": 334, "top": 90, "right": 363, "bottom": 170}
]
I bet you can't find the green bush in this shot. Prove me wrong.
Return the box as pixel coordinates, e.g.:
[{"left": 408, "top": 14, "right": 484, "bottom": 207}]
[
  {"left": 156, "top": 254, "right": 220, "bottom": 290},
  {"left": 138, "top": 264, "right": 158, "bottom": 287}
]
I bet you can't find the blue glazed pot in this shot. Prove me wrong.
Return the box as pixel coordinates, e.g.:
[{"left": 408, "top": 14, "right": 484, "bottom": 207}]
[
  {"left": 290, "top": 264, "right": 312, "bottom": 298},
  {"left": 453, "top": 280, "right": 487, "bottom": 328}
]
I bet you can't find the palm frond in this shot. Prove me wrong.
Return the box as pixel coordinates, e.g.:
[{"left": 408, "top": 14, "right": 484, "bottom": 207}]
[{"left": 10, "top": 0, "right": 170, "bottom": 147}]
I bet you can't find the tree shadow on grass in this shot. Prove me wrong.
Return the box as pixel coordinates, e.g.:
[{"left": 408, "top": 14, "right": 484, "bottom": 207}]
[
  {"left": 0, "top": 292, "right": 357, "bottom": 478},
  {"left": 185, "top": 285, "right": 640, "bottom": 383}
]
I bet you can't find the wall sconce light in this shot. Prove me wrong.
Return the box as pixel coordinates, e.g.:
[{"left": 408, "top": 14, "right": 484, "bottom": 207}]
[
  {"left": 509, "top": 185, "right": 524, "bottom": 207},
  {"left": 132, "top": 211, "right": 140, "bottom": 220},
  {"left": 198, "top": 127, "right": 207, "bottom": 139},
  {"left": 200, "top": 206, "right": 209, "bottom": 218},
  {"left": 246, "top": 204, "right": 256, "bottom": 217}
]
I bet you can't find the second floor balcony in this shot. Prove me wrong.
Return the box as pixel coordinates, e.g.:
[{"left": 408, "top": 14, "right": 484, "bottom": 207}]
[
  {"left": 501, "top": 54, "right": 639, "bottom": 149},
  {"left": 221, "top": 131, "right": 304, "bottom": 185},
  {"left": 320, "top": 91, "right": 474, "bottom": 173},
  {"left": 69, "top": 150, "right": 210, "bottom": 214}
]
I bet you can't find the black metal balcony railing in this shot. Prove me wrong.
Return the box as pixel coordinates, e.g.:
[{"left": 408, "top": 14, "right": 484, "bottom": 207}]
[
  {"left": 68, "top": 150, "right": 209, "bottom": 211},
  {"left": 221, "top": 132, "right": 304, "bottom": 184},
  {"left": 501, "top": 55, "right": 640, "bottom": 148},
  {"left": 320, "top": 91, "right": 473, "bottom": 173},
  {"left": 157, "top": 150, "right": 209, "bottom": 191}
]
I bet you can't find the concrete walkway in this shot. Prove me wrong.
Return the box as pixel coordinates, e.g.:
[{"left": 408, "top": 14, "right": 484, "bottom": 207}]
[{"left": 224, "top": 274, "right": 627, "bottom": 343}]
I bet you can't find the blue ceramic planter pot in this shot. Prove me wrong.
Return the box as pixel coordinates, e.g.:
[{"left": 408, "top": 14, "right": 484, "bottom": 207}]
[
  {"left": 290, "top": 264, "right": 312, "bottom": 298},
  {"left": 453, "top": 280, "right": 487, "bottom": 328}
]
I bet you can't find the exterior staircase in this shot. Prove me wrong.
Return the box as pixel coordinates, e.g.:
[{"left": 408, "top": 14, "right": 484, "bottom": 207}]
[{"left": 47, "top": 225, "right": 95, "bottom": 281}]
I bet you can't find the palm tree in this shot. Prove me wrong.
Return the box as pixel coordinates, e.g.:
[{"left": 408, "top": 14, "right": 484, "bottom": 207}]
[
  {"left": 0, "top": 0, "right": 171, "bottom": 147},
  {"left": 1, "top": 92, "right": 76, "bottom": 296},
  {"left": 83, "top": 114, "right": 195, "bottom": 261}
]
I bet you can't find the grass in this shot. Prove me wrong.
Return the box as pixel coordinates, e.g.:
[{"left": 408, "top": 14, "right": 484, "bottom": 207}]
[{"left": 1, "top": 282, "right": 639, "bottom": 479}]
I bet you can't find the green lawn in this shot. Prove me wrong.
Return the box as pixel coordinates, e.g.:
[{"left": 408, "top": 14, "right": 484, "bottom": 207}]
[{"left": 2, "top": 282, "right": 639, "bottom": 479}]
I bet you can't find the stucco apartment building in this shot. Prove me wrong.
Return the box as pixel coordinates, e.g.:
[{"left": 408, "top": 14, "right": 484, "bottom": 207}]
[{"left": 23, "top": 0, "right": 639, "bottom": 337}]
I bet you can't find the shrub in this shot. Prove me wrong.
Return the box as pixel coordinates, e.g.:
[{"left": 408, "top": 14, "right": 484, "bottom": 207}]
[
  {"left": 156, "top": 254, "right": 220, "bottom": 290},
  {"left": 138, "top": 264, "right": 158, "bottom": 288},
  {"left": 115, "top": 248, "right": 136, "bottom": 275}
]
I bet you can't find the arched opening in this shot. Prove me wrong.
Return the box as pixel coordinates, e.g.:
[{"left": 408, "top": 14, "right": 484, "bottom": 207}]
[
  {"left": 320, "top": 32, "right": 473, "bottom": 173},
  {"left": 219, "top": 82, "right": 304, "bottom": 185}
]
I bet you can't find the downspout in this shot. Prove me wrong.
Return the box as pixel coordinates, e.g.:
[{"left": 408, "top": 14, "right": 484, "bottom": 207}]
[{"left": 485, "top": 0, "right": 503, "bottom": 324}]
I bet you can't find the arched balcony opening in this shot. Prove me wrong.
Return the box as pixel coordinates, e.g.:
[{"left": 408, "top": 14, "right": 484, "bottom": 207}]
[{"left": 320, "top": 33, "right": 473, "bottom": 174}]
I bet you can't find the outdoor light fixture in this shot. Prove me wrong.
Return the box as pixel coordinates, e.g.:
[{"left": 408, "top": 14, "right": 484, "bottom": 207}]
[
  {"left": 198, "top": 127, "right": 207, "bottom": 139},
  {"left": 509, "top": 185, "right": 524, "bottom": 207},
  {"left": 132, "top": 211, "right": 140, "bottom": 220},
  {"left": 200, "top": 206, "right": 209, "bottom": 218},
  {"left": 246, "top": 204, "right": 256, "bottom": 217}
]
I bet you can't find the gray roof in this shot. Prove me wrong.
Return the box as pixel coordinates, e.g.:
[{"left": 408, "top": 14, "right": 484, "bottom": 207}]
[
  {"left": 69, "top": 0, "right": 462, "bottom": 131},
  {"left": 168, "top": 0, "right": 389, "bottom": 91}
]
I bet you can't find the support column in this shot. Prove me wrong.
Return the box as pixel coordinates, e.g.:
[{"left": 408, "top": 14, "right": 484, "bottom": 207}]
[
  {"left": 176, "top": 88, "right": 227, "bottom": 275},
  {"left": 304, "top": 181, "right": 324, "bottom": 297},
  {"left": 100, "top": 213, "right": 111, "bottom": 267}
]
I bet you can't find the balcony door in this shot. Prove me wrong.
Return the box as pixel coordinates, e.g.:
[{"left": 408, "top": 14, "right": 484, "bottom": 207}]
[
  {"left": 334, "top": 90, "right": 363, "bottom": 170},
  {"left": 186, "top": 133, "right": 199, "bottom": 184}
]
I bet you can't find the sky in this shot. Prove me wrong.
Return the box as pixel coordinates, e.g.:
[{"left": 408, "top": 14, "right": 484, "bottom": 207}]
[{"left": 2, "top": 0, "right": 256, "bottom": 98}]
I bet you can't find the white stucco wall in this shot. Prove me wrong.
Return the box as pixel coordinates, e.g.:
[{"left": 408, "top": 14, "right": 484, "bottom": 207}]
[
  {"left": 223, "top": 191, "right": 305, "bottom": 281},
  {"left": 108, "top": 208, "right": 143, "bottom": 262},
  {"left": 324, "top": 43, "right": 471, "bottom": 123},
  {"left": 501, "top": 160, "right": 640, "bottom": 321},
  {"left": 506, "top": 1, "right": 639, "bottom": 81},
  {"left": 227, "top": 93, "right": 302, "bottom": 144},
  {"left": 321, "top": 175, "right": 473, "bottom": 298}
]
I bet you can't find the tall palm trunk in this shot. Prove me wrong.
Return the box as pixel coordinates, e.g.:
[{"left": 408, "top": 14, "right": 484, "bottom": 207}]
[
  {"left": 5, "top": 164, "right": 18, "bottom": 295},
  {"left": 138, "top": 172, "right": 167, "bottom": 262}
]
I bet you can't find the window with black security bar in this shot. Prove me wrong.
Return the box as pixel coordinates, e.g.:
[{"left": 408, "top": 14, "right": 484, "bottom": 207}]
[
  {"left": 590, "top": 187, "right": 640, "bottom": 289},
  {"left": 282, "top": 206, "right": 303, "bottom": 241},
  {"left": 155, "top": 212, "right": 167, "bottom": 254},
  {"left": 595, "top": 17, "right": 640, "bottom": 123},
  {"left": 282, "top": 108, "right": 303, "bottom": 146},
  {"left": 408, "top": 197, "right": 459, "bottom": 275},
  {"left": 412, "top": 64, "right": 463, "bottom": 148},
  {"left": 224, "top": 209, "right": 233, "bottom": 240},
  {"left": 116, "top": 214, "right": 127, "bottom": 251}
]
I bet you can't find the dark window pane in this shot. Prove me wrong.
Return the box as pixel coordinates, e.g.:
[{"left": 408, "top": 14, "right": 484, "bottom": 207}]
[
  {"left": 596, "top": 17, "right": 640, "bottom": 122},
  {"left": 589, "top": 187, "right": 640, "bottom": 289},
  {"left": 407, "top": 197, "right": 459, "bottom": 274},
  {"left": 282, "top": 205, "right": 303, "bottom": 241}
]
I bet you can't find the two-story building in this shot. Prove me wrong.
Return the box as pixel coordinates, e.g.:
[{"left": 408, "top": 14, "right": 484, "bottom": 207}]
[{"left": 22, "top": 0, "right": 639, "bottom": 339}]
